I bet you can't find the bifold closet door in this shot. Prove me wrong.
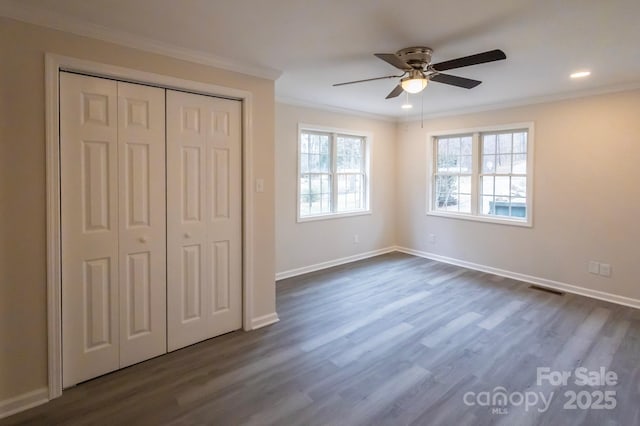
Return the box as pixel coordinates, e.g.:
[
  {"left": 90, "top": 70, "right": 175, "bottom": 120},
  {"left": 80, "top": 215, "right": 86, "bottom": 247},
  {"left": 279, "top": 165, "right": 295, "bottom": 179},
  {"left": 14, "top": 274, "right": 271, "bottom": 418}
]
[
  {"left": 60, "top": 73, "right": 166, "bottom": 387},
  {"left": 116, "top": 81, "right": 166, "bottom": 369},
  {"left": 166, "top": 90, "right": 242, "bottom": 351}
]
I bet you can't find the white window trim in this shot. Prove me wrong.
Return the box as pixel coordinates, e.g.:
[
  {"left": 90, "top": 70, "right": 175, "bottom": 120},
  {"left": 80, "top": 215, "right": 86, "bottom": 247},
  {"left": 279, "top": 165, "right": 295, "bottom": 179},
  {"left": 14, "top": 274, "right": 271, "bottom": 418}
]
[
  {"left": 297, "top": 123, "right": 372, "bottom": 223},
  {"left": 426, "top": 122, "right": 534, "bottom": 227}
]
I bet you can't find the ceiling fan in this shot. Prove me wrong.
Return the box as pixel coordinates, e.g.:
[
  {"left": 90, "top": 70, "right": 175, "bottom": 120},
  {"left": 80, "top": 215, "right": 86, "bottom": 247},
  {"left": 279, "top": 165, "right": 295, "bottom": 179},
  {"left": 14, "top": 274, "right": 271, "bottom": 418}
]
[{"left": 333, "top": 47, "right": 507, "bottom": 99}]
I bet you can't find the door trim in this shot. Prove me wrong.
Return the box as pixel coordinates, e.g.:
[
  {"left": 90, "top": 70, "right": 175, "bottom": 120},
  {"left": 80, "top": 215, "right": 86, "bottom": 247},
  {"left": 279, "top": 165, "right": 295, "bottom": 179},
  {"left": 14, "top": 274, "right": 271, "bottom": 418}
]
[{"left": 45, "top": 53, "right": 256, "bottom": 399}]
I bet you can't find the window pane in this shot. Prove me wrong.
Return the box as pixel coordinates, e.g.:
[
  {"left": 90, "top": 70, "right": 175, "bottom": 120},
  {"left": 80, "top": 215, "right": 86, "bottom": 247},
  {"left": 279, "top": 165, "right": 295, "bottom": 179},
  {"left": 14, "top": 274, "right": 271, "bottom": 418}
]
[
  {"left": 511, "top": 197, "right": 527, "bottom": 218},
  {"left": 309, "top": 153, "right": 328, "bottom": 172},
  {"left": 481, "top": 195, "right": 494, "bottom": 215},
  {"left": 496, "top": 154, "right": 512, "bottom": 174},
  {"left": 498, "top": 133, "right": 512, "bottom": 154},
  {"left": 309, "top": 134, "right": 318, "bottom": 154},
  {"left": 495, "top": 176, "right": 510, "bottom": 196},
  {"left": 513, "top": 132, "right": 527, "bottom": 153},
  {"left": 458, "top": 194, "right": 471, "bottom": 213},
  {"left": 459, "top": 176, "right": 471, "bottom": 194},
  {"left": 301, "top": 173, "right": 331, "bottom": 216},
  {"left": 481, "top": 176, "right": 494, "bottom": 196},
  {"left": 300, "top": 155, "right": 309, "bottom": 173},
  {"left": 449, "top": 138, "right": 461, "bottom": 155},
  {"left": 493, "top": 200, "right": 511, "bottom": 217},
  {"left": 461, "top": 137, "right": 472, "bottom": 155},
  {"left": 337, "top": 136, "right": 363, "bottom": 173},
  {"left": 300, "top": 175, "right": 310, "bottom": 216},
  {"left": 445, "top": 200, "right": 459, "bottom": 212},
  {"left": 482, "top": 155, "right": 496, "bottom": 173},
  {"left": 436, "top": 138, "right": 451, "bottom": 172},
  {"left": 460, "top": 155, "right": 472, "bottom": 173},
  {"left": 301, "top": 132, "right": 331, "bottom": 173},
  {"left": 321, "top": 138, "right": 330, "bottom": 154},
  {"left": 435, "top": 175, "right": 458, "bottom": 209},
  {"left": 300, "top": 130, "right": 370, "bottom": 218},
  {"left": 511, "top": 177, "right": 527, "bottom": 198},
  {"left": 434, "top": 129, "right": 529, "bottom": 222},
  {"left": 337, "top": 173, "right": 364, "bottom": 212},
  {"left": 440, "top": 157, "right": 458, "bottom": 172},
  {"left": 511, "top": 204, "right": 527, "bottom": 218},
  {"left": 438, "top": 138, "right": 449, "bottom": 156},
  {"left": 512, "top": 154, "right": 527, "bottom": 174},
  {"left": 483, "top": 135, "right": 496, "bottom": 154}
]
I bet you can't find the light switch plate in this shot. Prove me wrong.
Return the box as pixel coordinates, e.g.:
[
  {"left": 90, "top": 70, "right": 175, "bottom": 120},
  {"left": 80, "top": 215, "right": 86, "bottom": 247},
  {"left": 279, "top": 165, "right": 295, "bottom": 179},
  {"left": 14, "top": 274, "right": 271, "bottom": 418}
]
[
  {"left": 588, "top": 261, "right": 600, "bottom": 275},
  {"left": 599, "top": 263, "right": 611, "bottom": 277}
]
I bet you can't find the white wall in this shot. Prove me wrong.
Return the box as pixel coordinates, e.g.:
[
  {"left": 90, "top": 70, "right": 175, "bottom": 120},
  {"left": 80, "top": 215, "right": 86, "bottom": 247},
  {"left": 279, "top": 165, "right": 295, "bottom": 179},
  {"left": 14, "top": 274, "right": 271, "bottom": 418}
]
[
  {"left": 276, "top": 103, "right": 397, "bottom": 275},
  {"left": 396, "top": 89, "right": 640, "bottom": 300}
]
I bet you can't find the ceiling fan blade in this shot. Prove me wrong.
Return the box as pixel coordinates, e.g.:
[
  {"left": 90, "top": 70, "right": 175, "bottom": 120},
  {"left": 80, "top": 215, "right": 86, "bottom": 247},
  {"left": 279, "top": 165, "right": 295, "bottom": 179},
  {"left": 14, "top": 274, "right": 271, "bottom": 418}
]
[
  {"left": 431, "top": 49, "right": 506, "bottom": 72},
  {"left": 374, "top": 53, "right": 413, "bottom": 71},
  {"left": 385, "top": 84, "right": 404, "bottom": 99},
  {"left": 430, "top": 73, "right": 482, "bottom": 89},
  {"left": 333, "top": 74, "right": 403, "bottom": 87}
]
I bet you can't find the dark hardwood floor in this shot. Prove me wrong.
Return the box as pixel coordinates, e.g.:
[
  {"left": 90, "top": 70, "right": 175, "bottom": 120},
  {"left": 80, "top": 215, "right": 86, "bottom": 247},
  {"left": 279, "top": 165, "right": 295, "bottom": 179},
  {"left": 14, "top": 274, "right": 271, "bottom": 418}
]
[{"left": 3, "top": 252, "right": 639, "bottom": 425}]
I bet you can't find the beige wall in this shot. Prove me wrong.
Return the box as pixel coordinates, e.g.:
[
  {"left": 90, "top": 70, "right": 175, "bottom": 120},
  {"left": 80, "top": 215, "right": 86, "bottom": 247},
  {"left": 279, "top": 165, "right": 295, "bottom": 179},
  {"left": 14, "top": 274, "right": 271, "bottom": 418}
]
[
  {"left": 275, "top": 103, "right": 397, "bottom": 274},
  {"left": 0, "top": 17, "right": 275, "bottom": 401},
  {"left": 397, "top": 89, "right": 640, "bottom": 300}
]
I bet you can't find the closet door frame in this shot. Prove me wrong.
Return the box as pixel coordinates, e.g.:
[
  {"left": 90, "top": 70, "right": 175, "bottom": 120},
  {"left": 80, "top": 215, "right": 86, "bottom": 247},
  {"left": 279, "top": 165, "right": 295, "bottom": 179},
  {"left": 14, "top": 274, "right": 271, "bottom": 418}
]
[{"left": 45, "top": 53, "right": 258, "bottom": 400}]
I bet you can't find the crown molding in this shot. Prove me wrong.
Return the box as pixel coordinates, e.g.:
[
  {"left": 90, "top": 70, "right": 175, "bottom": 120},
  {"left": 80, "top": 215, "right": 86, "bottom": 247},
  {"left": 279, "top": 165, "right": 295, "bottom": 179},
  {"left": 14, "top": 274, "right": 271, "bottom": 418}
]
[
  {"left": 0, "top": 1, "right": 282, "bottom": 81},
  {"left": 398, "top": 81, "right": 640, "bottom": 123},
  {"left": 280, "top": 80, "right": 640, "bottom": 124},
  {"left": 276, "top": 95, "right": 396, "bottom": 122}
]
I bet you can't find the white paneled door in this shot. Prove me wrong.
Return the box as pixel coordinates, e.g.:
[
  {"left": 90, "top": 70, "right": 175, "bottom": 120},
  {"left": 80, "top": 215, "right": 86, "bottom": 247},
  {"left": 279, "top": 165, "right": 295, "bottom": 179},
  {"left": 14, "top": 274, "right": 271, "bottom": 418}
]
[
  {"left": 117, "top": 82, "right": 166, "bottom": 368},
  {"left": 166, "top": 90, "right": 242, "bottom": 351},
  {"left": 61, "top": 73, "right": 166, "bottom": 387}
]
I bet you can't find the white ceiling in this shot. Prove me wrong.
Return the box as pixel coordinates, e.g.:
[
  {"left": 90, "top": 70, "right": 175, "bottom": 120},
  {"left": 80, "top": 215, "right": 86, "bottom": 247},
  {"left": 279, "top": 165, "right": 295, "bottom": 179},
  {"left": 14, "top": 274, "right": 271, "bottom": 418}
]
[{"left": 4, "top": 0, "right": 640, "bottom": 119}]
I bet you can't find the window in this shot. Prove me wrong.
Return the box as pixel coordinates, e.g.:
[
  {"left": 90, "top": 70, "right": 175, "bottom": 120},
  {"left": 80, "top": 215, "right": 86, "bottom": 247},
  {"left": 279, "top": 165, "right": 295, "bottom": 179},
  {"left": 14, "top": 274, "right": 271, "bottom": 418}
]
[
  {"left": 428, "top": 123, "right": 533, "bottom": 226},
  {"left": 298, "top": 127, "right": 370, "bottom": 220}
]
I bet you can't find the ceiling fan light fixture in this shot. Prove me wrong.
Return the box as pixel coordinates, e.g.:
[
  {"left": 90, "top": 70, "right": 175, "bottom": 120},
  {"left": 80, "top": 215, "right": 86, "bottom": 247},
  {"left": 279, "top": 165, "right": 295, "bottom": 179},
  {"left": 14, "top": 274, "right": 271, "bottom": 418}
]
[{"left": 401, "top": 71, "right": 428, "bottom": 94}]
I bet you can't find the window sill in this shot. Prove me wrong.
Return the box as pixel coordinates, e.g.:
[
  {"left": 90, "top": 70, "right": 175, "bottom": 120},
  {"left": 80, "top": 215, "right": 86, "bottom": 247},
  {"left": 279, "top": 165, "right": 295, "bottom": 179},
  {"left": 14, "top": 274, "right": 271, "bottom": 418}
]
[
  {"left": 426, "top": 210, "right": 532, "bottom": 228},
  {"left": 297, "top": 210, "right": 372, "bottom": 223}
]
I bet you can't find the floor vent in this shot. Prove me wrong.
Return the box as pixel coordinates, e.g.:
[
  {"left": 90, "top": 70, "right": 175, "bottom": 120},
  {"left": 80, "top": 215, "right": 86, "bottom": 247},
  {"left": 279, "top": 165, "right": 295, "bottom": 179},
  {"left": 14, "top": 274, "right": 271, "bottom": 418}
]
[{"left": 528, "top": 285, "right": 565, "bottom": 296}]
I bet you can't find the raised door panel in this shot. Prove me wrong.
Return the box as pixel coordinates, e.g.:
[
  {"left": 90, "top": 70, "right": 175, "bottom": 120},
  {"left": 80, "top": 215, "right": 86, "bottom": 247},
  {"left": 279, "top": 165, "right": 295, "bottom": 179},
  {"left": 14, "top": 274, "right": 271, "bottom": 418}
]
[
  {"left": 61, "top": 73, "right": 119, "bottom": 387},
  {"left": 167, "top": 90, "right": 208, "bottom": 351},
  {"left": 167, "top": 90, "right": 241, "bottom": 351},
  {"left": 206, "top": 99, "right": 242, "bottom": 335},
  {"left": 117, "top": 82, "right": 166, "bottom": 368}
]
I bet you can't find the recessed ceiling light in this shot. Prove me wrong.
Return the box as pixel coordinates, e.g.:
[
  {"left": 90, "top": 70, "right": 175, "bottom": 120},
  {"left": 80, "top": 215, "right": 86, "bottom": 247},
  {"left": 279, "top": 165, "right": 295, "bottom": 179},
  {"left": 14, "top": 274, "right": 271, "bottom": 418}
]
[
  {"left": 401, "top": 103, "right": 413, "bottom": 109},
  {"left": 570, "top": 71, "right": 591, "bottom": 79}
]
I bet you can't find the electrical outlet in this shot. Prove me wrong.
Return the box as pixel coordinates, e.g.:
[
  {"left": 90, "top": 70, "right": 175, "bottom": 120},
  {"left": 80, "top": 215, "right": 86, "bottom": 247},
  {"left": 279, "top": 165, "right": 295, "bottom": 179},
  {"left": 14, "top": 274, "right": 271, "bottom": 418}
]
[
  {"left": 428, "top": 233, "right": 436, "bottom": 244},
  {"left": 599, "top": 263, "right": 611, "bottom": 277},
  {"left": 353, "top": 234, "right": 359, "bottom": 244},
  {"left": 588, "top": 261, "right": 600, "bottom": 275}
]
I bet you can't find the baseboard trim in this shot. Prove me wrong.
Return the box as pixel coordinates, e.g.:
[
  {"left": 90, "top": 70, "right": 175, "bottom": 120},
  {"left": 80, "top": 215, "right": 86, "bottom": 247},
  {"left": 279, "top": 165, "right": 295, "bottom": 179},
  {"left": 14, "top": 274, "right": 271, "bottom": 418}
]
[
  {"left": 0, "top": 387, "right": 48, "bottom": 420},
  {"left": 251, "top": 313, "right": 280, "bottom": 330},
  {"left": 396, "top": 246, "right": 640, "bottom": 310},
  {"left": 275, "top": 247, "right": 397, "bottom": 281}
]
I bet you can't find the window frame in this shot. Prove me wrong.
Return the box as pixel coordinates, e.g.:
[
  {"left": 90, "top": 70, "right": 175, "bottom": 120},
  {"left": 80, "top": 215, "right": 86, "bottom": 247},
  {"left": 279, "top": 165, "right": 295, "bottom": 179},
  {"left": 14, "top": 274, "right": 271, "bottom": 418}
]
[
  {"left": 426, "top": 122, "right": 534, "bottom": 227},
  {"left": 297, "top": 124, "right": 372, "bottom": 222}
]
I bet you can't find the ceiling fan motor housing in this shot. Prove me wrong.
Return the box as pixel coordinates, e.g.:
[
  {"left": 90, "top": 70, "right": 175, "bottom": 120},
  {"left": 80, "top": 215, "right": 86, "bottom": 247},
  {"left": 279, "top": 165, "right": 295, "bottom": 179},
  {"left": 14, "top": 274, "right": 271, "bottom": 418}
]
[{"left": 396, "top": 47, "right": 433, "bottom": 70}]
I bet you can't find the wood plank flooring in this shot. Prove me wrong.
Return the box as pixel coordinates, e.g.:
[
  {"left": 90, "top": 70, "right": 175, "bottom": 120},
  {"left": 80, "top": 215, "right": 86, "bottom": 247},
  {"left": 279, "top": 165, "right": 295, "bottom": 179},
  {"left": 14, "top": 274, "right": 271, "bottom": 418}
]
[{"left": 3, "top": 252, "right": 640, "bottom": 425}]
